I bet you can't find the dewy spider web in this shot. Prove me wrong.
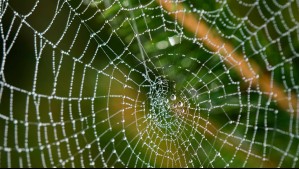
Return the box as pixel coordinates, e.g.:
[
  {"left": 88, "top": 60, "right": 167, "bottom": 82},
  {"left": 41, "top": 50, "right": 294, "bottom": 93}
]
[{"left": 0, "top": 0, "right": 299, "bottom": 167}]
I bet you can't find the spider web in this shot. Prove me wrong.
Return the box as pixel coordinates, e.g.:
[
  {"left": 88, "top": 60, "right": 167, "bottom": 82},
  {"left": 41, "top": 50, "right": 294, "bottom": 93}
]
[{"left": 0, "top": 0, "right": 299, "bottom": 167}]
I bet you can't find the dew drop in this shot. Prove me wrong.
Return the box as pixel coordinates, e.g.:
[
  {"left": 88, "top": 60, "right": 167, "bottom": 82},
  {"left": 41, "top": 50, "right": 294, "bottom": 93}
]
[
  {"left": 189, "top": 88, "right": 197, "bottom": 97},
  {"left": 172, "top": 104, "right": 177, "bottom": 109},
  {"left": 177, "top": 101, "right": 183, "bottom": 107},
  {"left": 170, "top": 94, "right": 176, "bottom": 101}
]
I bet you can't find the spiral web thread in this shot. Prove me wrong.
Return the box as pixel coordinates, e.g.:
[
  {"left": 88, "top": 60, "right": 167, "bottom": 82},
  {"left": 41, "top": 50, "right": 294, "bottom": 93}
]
[{"left": 0, "top": 0, "right": 299, "bottom": 167}]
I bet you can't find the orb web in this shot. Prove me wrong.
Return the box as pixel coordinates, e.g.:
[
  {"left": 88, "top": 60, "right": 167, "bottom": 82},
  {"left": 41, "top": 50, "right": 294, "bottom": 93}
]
[{"left": 0, "top": 0, "right": 299, "bottom": 168}]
